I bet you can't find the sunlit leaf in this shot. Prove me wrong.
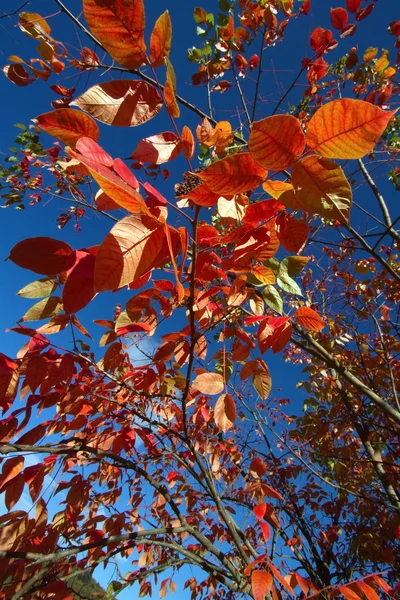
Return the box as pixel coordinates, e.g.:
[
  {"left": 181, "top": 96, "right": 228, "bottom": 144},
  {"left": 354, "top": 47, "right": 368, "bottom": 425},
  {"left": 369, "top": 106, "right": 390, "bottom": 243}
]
[
  {"left": 291, "top": 155, "right": 352, "bottom": 222},
  {"left": 150, "top": 11, "right": 172, "bottom": 67},
  {"left": 214, "top": 393, "right": 236, "bottom": 432},
  {"left": 251, "top": 570, "right": 273, "bottom": 600},
  {"left": 192, "top": 372, "right": 224, "bottom": 395},
  {"left": 63, "top": 252, "right": 96, "bottom": 314},
  {"left": 294, "top": 307, "right": 326, "bottom": 331},
  {"left": 181, "top": 125, "right": 195, "bottom": 159},
  {"left": 72, "top": 80, "right": 163, "bottom": 127},
  {"left": 21, "top": 296, "right": 63, "bottom": 322},
  {"left": 164, "top": 58, "right": 180, "bottom": 118},
  {"left": 198, "top": 153, "right": 267, "bottom": 195},
  {"left": 94, "top": 215, "right": 173, "bottom": 292},
  {"left": 306, "top": 99, "right": 397, "bottom": 159},
  {"left": 249, "top": 115, "right": 305, "bottom": 170},
  {"left": 17, "top": 278, "right": 56, "bottom": 299},
  {"left": 34, "top": 108, "right": 99, "bottom": 146},
  {"left": 252, "top": 360, "right": 272, "bottom": 400},
  {"left": 131, "top": 132, "right": 181, "bottom": 164},
  {"left": 83, "top": 0, "right": 146, "bottom": 68}
]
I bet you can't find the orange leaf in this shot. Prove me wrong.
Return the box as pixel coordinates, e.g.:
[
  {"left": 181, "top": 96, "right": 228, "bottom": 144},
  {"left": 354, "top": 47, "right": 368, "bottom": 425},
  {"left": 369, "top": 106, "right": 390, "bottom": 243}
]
[
  {"left": 181, "top": 126, "right": 195, "bottom": 159},
  {"left": 150, "top": 10, "right": 172, "bottom": 67},
  {"left": 291, "top": 155, "right": 352, "bottom": 222},
  {"left": 294, "top": 307, "right": 326, "bottom": 331},
  {"left": 9, "top": 237, "right": 75, "bottom": 276},
  {"left": 258, "top": 317, "right": 292, "bottom": 354},
  {"left": 251, "top": 571, "right": 273, "bottom": 600},
  {"left": 83, "top": 0, "right": 146, "bottom": 69},
  {"left": 0, "top": 457, "right": 24, "bottom": 492},
  {"left": 164, "top": 58, "right": 180, "bottom": 118},
  {"left": 95, "top": 190, "right": 121, "bottom": 211},
  {"left": 356, "top": 581, "right": 380, "bottom": 600},
  {"left": 250, "top": 265, "right": 276, "bottom": 285},
  {"left": 253, "top": 503, "right": 267, "bottom": 520},
  {"left": 192, "top": 372, "right": 224, "bottom": 395},
  {"left": 249, "top": 115, "right": 305, "bottom": 170},
  {"left": 131, "top": 132, "right": 181, "bottom": 164},
  {"left": 4, "top": 63, "right": 36, "bottom": 86},
  {"left": 72, "top": 80, "right": 163, "bottom": 127},
  {"left": 250, "top": 457, "right": 267, "bottom": 478},
  {"left": 198, "top": 153, "right": 267, "bottom": 195},
  {"left": 214, "top": 393, "right": 236, "bottom": 432},
  {"left": 339, "top": 586, "right": 361, "bottom": 600},
  {"left": 94, "top": 215, "right": 170, "bottom": 292},
  {"left": 306, "top": 99, "right": 397, "bottom": 159},
  {"left": 252, "top": 360, "right": 272, "bottom": 400},
  {"left": 34, "top": 108, "right": 99, "bottom": 146}
]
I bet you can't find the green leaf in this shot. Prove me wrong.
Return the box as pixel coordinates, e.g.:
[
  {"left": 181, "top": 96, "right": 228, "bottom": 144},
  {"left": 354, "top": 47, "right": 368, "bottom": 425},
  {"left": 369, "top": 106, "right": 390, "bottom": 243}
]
[
  {"left": 280, "top": 256, "right": 309, "bottom": 278},
  {"left": 263, "top": 257, "right": 280, "bottom": 274},
  {"left": 215, "top": 358, "right": 233, "bottom": 381},
  {"left": 277, "top": 272, "right": 302, "bottom": 296},
  {"left": 21, "top": 296, "right": 63, "bottom": 322},
  {"left": 262, "top": 285, "right": 283, "bottom": 315},
  {"left": 17, "top": 278, "right": 57, "bottom": 299}
]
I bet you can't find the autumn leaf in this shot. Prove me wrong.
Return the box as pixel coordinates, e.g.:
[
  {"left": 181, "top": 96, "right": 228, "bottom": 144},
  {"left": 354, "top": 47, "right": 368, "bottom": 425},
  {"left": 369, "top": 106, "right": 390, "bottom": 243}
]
[
  {"left": 150, "top": 11, "right": 172, "bottom": 67},
  {"left": 258, "top": 317, "right": 292, "bottom": 354},
  {"left": 306, "top": 99, "right": 397, "bottom": 159},
  {"left": 9, "top": 237, "right": 75, "bottom": 276},
  {"left": 63, "top": 252, "right": 96, "bottom": 314},
  {"left": 181, "top": 125, "right": 195, "bottom": 159},
  {"left": 17, "top": 278, "right": 56, "bottom": 299},
  {"left": 198, "top": 153, "right": 267, "bottom": 195},
  {"left": 291, "top": 155, "right": 352, "bottom": 222},
  {"left": 250, "top": 457, "right": 267, "bottom": 478},
  {"left": 294, "top": 307, "right": 326, "bottom": 331},
  {"left": 251, "top": 571, "right": 273, "bottom": 600},
  {"left": 0, "top": 457, "right": 24, "bottom": 492},
  {"left": 21, "top": 296, "right": 63, "bottom": 322},
  {"left": 252, "top": 360, "right": 272, "bottom": 400},
  {"left": 214, "top": 393, "right": 236, "bottom": 432},
  {"left": 34, "top": 108, "right": 99, "bottom": 146},
  {"left": 164, "top": 58, "right": 180, "bottom": 118},
  {"left": 83, "top": 0, "right": 146, "bottom": 69},
  {"left": 330, "top": 7, "right": 348, "bottom": 30},
  {"left": 249, "top": 114, "right": 305, "bottom": 170},
  {"left": 192, "top": 372, "right": 224, "bottom": 395},
  {"left": 72, "top": 80, "right": 163, "bottom": 127},
  {"left": 94, "top": 214, "right": 172, "bottom": 292},
  {"left": 131, "top": 132, "right": 181, "bottom": 164}
]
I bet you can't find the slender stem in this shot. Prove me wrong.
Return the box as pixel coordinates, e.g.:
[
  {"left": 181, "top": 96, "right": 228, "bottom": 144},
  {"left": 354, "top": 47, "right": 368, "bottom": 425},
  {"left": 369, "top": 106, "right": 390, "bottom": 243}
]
[{"left": 251, "top": 25, "right": 267, "bottom": 122}]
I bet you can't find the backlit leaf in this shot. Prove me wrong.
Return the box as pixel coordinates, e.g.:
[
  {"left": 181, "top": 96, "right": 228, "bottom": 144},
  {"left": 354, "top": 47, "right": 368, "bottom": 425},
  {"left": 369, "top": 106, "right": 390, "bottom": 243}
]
[
  {"left": 17, "top": 278, "right": 56, "bottom": 299},
  {"left": 356, "top": 581, "right": 380, "bottom": 600},
  {"left": 181, "top": 125, "right": 195, "bottom": 159},
  {"left": 198, "top": 153, "right": 267, "bottom": 195},
  {"left": 250, "top": 457, "right": 267, "bottom": 478},
  {"left": 72, "top": 80, "right": 163, "bottom": 127},
  {"left": 131, "top": 132, "right": 181, "bottom": 164},
  {"left": 34, "top": 108, "right": 99, "bottom": 146},
  {"left": 258, "top": 317, "right": 292, "bottom": 354},
  {"left": 164, "top": 58, "right": 180, "bottom": 118},
  {"left": 339, "top": 586, "right": 361, "bottom": 600},
  {"left": 252, "top": 360, "right": 272, "bottom": 400},
  {"left": 214, "top": 393, "right": 236, "bottom": 432},
  {"left": 21, "top": 296, "right": 63, "bottom": 322},
  {"left": 63, "top": 252, "right": 96, "bottom": 314},
  {"left": 94, "top": 215, "right": 176, "bottom": 292},
  {"left": 150, "top": 11, "right": 172, "bottom": 67},
  {"left": 306, "top": 99, "right": 397, "bottom": 159},
  {"left": 249, "top": 115, "right": 305, "bottom": 170},
  {"left": 294, "top": 307, "right": 326, "bottom": 331},
  {"left": 83, "top": 0, "right": 146, "bottom": 69},
  {"left": 251, "top": 570, "right": 273, "bottom": 600},
  {"left": 291, "top": 155, "right": 352, "bottom": 222},
  {"left": 262, "top": 285, "right": 283, "bottom": 315},
  {"left": 192, "top": 372, "right": 224, "bottom": 395},
  {"left": 276, "top": 215, "right": 308, "bottom": 254},
  {"left": 330, "top": 7, "right": 348, "bottom": 30},
  {"left": 0, "top": 457, "right": 24, "bottom": 492},
  {"left": 9, "top": 237, "right": 75, "bottom": 276}
]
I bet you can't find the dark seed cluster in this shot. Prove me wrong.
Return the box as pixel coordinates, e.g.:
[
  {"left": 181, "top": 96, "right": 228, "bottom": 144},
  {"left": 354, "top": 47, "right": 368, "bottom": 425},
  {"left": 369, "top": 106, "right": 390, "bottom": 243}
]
[{"left": 174, "top": 170, "right": 202, "bottom": 197}]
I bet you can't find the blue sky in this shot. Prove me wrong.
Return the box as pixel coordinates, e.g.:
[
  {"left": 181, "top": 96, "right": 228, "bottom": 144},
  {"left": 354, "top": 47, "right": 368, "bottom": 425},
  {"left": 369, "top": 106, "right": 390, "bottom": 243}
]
[{"left": 0, "top": 0, "right": 399, "bottom": 597}]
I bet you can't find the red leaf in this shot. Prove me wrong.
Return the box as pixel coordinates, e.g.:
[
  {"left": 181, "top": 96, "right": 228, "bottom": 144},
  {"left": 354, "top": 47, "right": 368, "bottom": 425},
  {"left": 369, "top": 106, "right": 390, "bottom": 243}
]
[
  {"left": 356, "top": 4, "right": 374, "bottom": 21},
  {"left": 250, "top": 457, "right": 267, "bottom": 478},
  {"left": 258, "top": 317, "right": 292, "bottom": 354},
  {"left": 330, "top": 7, "right": 348, "bottom": 30},
  {"left": 276, "top": 215, "right": 308, "bottom": 253},
  {"left": 251, "top": 570, "right": 273, "bottom": 600},
  {"left": 35, "top": 108, "right": 99, "bottom": 147},
  {"left": 254, "top": 503, "right": 267, "bottom": 521},
  {"left": 116, "top": 323, "right": 151, "bottom": 336},
  {"left": 260, "top": 522, "right": 270, "bottom": 543},
  {"left": 346, "top": 0, "right": 361, "bottom": 12},
  {"left": 63, "top": 252, "right": 96, "bottom": 314},
  {"left": 131, "top": 132, "right": 181, "bottom": 165},
  {"left": 243, "top": 200, "right": 283, "bottom": 226},
  {"left": 294, "top": 307, "right": 326, "bottom": 331},
  {"left": 0, "top": 457, "right": 24, "bottom": 492},
  {"left": 76, "top": 137, "right": 113, "bottom": 166},
  {"left": 9, "top": 237, "right": 75, "bottom": 276}
]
